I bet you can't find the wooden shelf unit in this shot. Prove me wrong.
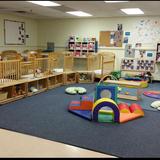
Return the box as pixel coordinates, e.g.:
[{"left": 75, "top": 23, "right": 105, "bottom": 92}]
[
  {"left": 48, "top": 76, "right": 56, "bottom": 89},
  {"left": 54, "top": 73, "right": 64, "bottom": 87},
  {"left": 0, "top": 73, "right": 64, "bottom": 105},
  {"left": 64, "top": 72, "right": 77, "bottom": 85},
  {"left": 77, "top": 71, "right": 94, "bottom": 83},
  {"left": 68, "top": 37, "right": 97, "bottom": 58},
  {"left": 0, "top": 82, "right": 27, "bottom": 105},
  {"left": 48, "top": 73, "right": 64, "bottom": 89},
  {"left": 27, "top": 80, "right": 39, "bottom": 96}
]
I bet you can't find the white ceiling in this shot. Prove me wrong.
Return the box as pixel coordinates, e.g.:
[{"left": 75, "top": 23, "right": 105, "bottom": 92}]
[{"left": 0, "top": 1, "right": 160, "bottom": 19}]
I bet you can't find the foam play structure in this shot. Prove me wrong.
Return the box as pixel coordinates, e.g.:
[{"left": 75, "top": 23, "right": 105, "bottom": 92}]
[{"left": 68, "top": 84, "right": 144, "bottom": 123}]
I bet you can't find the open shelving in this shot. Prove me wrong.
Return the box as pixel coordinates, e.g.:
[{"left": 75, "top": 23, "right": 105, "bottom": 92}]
[
  {"left": 54, "top": 73, "right": 64, "bottom": 87},
  {"left": 0, "top": 82, "right": 27, "bottom": 105},
  {"left": 77, "top": 71, "right": 94, "bottom": 83},
  {"left": 64, "top": 72, "right": 77, "bottom": 85},
  {"left": 68, "top": 36, "right": 97, "bottom": 57}
]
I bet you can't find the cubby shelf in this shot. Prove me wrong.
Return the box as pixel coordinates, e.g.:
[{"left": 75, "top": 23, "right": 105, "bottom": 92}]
[
  {"left": 77, "top": 71, "right": 94, "bottom": 83},
  {"left": 68, "top": 36, "right": 97, "bottom": 57},
  {"left": 64, "top": 72, "right": 77, "bottom": 85},
  {"left": 0, "top": 83, "right": 27, "bottom": 105},
  {"left": 0, "top": 73, "right": 64, "bottom": 105}
]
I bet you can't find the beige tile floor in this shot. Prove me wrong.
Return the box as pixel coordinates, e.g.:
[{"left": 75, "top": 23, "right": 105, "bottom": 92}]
[{"left": 0, "top": 129, "right": 116, "bottom": 158}]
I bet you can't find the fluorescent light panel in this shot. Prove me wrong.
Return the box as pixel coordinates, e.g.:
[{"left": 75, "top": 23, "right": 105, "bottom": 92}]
[
  {"left": 66, "top": 11, "right": 92, "bottom": 17},
  {"left": 104, "top": 1, "right": 128, "bottom": 3},
  {"left": 28, "top": 1, "right": 61, "bottom": 6},
  {"left": 121, "top": 8, "right": 144, "bottom": 15}
]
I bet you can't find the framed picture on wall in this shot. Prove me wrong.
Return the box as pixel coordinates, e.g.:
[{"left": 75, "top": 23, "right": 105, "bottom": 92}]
[{"left": 4, "top": 19, "right": 25, "bottom": 45}]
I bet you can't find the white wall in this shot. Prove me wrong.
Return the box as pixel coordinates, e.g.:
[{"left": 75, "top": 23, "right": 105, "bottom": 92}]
[
  {"left": 37, "top": 16, "right": 160, "bottom": 80},
  {"left": 37, "top": 16, "right": 160, "bottom": 48},
  {"left": 0, "top": 14, "right": 159, "bottom": 80},
  {"left": 0, "top": 13, "right": 38, "bottom": 53}
]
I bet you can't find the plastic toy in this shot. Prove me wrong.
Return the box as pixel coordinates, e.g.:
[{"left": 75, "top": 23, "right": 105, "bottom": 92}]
[
  {"left": 30, "top": 87, "right": 38, "bottom": 93},
  {"left": 143, "top": 91, "right": 160, "bottom": 99},
  {"left": 110, "top": 70, "right": 121, "bottom": 80},
  {"left": 68, "top": 84, "right": 144, "bottom": 123}
]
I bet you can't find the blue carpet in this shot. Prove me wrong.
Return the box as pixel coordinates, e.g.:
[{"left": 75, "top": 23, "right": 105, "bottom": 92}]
[{"left": 0, "top": 83, "right": 160, "bottom": 158}]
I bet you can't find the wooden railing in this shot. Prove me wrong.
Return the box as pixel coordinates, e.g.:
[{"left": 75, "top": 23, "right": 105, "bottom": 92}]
[{"left": 0, "top": 60, "right": 20, "bottom": 83}]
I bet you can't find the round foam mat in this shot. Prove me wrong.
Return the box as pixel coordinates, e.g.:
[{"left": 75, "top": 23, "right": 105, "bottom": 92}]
[{"left": 143, "top": 91, "right": 160, "bottom": 99}]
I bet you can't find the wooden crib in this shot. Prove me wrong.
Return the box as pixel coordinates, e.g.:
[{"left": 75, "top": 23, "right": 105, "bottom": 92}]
[
  {"left": 0, "top": 60, "right": 21, "bottom": 83},
  {"left": 87, "top": 52, "right": 115, "bottom": 79}
]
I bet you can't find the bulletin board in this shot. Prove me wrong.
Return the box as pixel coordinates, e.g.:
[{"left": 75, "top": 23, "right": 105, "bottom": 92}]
[
  {"left": 99, "top": 31, "right": 123, "bottom": 47},
  {"left": 4, "top": 19, "right": 25, "bottom": 45},
  {"left": 121, "top": 58, "right": 155, "bottom": 72}
]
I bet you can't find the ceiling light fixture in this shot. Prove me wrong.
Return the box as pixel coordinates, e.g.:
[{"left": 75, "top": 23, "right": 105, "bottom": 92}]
[
  {"left": 28, "top": 1, "right": 61, "bottom": 7},
  {"left": 66, "top": 11, "right": 92, "bottom": 17},
  {"left": 104, "top": 1, "right": 128, "bottom": 3},
  {"left": 121, "top": 8, "right": 144, "bottom": 15}
]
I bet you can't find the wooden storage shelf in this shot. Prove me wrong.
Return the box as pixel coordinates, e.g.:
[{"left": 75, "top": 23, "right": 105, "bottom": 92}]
[
  {"left": 38, "top": 79, "right": 48, "bottom": 91},
  {"left": 64, "top": 72, "right": 77, "bottom": 85},
  {"left": 28, "top": 88, "right": 47, "bottom": 97},
  {"left": 68, "top": 38, "right": 97, "bottom": 57},
  {"left": 27, "top": 80, "right": 38, "bottom": 96},
  {"left": 12, "top": 83, "right": 27, "bottom": 97},
  {"left": 0, "top": 95, "right": 25, "bottom": 105},
  {"left": 54, "top": 73, "right": 64, "bottom": 87},
  {"left": 0, "top": 86, "right": 12, "bottom": 104},
  {"left": 48, "top": 76, "right": 56, "bottom": 89},
  {"left": 0, "top": 83, "right": 27, "bottom": 105},
  {"left": 27, "top": 77, "right": 48, "bottom": 96},
  {"left": 77, "top": 71, "right": 94, "bottom": 83}
]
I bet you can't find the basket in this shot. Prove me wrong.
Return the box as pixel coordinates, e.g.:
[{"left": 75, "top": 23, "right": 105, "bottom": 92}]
[{"left": 0, "top": 92, "right": 8, "bottom": 101}]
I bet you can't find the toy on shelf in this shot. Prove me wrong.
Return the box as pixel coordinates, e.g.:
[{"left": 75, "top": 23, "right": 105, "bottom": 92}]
[
  {"left": 30, "top": 86, "right": 38, "bottom": 93},
  {"left": 68, "top": 84, "right": 144, "bottom": 123},
  {"left": 35, "top": 68, "right": 43, "bottom": 78}
]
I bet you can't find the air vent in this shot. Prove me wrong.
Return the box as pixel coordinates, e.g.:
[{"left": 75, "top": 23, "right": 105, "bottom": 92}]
[{"left": 15, "top": 11, "right": 27, "bottom": 14}]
